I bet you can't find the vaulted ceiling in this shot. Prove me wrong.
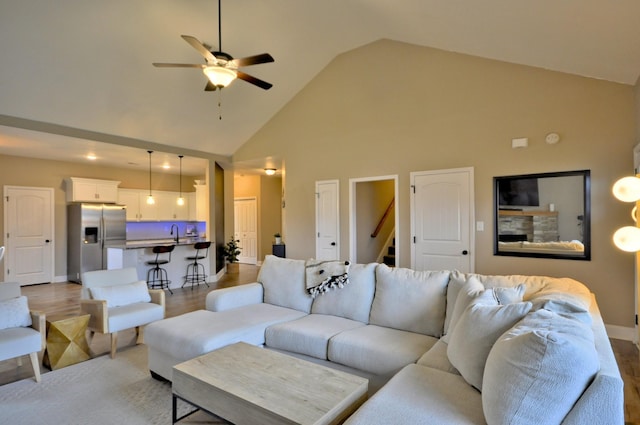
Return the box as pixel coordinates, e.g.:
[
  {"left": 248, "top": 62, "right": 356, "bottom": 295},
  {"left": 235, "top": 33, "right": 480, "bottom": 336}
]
[{"left": 1, "top": 0, "right": 639, "bottom": 173}]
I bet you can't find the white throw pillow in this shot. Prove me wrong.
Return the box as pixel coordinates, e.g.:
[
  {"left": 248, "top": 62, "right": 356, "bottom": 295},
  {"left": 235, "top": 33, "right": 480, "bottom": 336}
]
[
  {"left": 441, "top": 276, "right": 484, "bottom": 343},
  {"left": 0, "top": 296, "right": 32, "bottom": 330},
  {"left": 482, "top": 309, "right": 599, "bottom": 425},
  {"left": 447, "top": 300, "right": 532, "bottom": 390},
  {"left": 493, "top": 283, "right": 526, "bottom": 304},
  {"left": 90, "top": 280, "right": 151, "bottom": 307}
]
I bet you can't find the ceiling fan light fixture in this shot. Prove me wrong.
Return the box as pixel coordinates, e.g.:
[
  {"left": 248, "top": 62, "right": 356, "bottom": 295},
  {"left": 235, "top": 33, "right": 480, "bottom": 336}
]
[{"left": 203, "top": 66, "right": 237, "bottom": 88}]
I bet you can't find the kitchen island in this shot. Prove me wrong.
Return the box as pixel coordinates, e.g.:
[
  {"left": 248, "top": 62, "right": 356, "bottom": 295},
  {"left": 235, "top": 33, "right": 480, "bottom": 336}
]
[{"left": 107, "top": 238, "right": 213, "bottom": 290}]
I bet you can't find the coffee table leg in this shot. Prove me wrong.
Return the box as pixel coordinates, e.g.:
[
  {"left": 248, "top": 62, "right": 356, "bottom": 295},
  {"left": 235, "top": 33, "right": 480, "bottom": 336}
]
[{"left": 172, "top": 394, "right": 177, "bottom": 424}]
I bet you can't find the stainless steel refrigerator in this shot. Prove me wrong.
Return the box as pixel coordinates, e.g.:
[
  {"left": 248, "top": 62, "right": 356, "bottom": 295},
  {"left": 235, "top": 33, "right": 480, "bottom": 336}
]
[{"left": 67, "top": 203, "right": 126, "bottom": 283}]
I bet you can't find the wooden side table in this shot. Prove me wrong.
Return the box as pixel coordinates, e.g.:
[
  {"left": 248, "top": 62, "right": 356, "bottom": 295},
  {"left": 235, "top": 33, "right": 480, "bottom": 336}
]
[{"left": 43, "top": 314, "right": 91, "bottom": 370}]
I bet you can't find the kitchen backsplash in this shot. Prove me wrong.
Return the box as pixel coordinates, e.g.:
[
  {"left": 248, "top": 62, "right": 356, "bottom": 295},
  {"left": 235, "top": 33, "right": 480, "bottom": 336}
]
[{"left": 126, "top": 221, "right": 206, "bottom": 241}]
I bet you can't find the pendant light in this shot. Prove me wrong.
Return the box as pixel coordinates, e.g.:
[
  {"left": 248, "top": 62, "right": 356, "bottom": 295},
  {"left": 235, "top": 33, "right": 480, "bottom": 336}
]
[
  {"left": 177, "top": 155, "right": 185, "bottom": 206},
  {"left": 146, "top": 150, "right": 155, "bottom": 205}
]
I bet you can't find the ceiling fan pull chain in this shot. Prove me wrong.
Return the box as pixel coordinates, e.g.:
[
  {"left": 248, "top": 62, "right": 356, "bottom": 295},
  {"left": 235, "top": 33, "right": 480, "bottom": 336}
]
[{"left": 218, "top": 89, "right": 223, "bottom": 120}]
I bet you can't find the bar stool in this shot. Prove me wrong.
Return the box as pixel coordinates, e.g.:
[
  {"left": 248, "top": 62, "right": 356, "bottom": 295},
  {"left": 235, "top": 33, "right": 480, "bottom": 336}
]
[
  {"left": 183, "top": 241, "right": 211, "bottom": 289},
  {"left": 146, "top": 245, "right": 175, "bottom": 294}
]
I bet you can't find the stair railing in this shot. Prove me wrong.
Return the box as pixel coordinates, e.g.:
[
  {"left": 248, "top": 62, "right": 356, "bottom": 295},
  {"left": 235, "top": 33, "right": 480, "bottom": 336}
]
[{"left": 371, "top": 198, "right": 395, "bottom": 238}]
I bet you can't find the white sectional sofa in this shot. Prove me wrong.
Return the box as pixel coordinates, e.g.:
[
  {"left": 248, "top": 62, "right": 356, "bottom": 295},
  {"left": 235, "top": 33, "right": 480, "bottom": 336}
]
[{"left": 144, "top": 255, "right": 624, "bottom": 424}]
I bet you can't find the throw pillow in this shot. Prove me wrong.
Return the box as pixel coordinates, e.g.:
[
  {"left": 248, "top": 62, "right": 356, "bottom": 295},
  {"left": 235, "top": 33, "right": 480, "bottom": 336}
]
[
  {"left": 447, "top": 300, "right": 532, "bottom": 390},
  {"left": 482, "top": 309, "right": 599, "bottom": 425},
  {"left": 493, "top": 283, "right": 526, "bottom": 304},
  {"left": 90, "top": 280, "right": 151, "bottom": 308},
  {"left": 0, "top": 296, "right": 32, "bottom": 330},
  {"left": 441, "top": 275, "right": 485, "bottom": 343}
]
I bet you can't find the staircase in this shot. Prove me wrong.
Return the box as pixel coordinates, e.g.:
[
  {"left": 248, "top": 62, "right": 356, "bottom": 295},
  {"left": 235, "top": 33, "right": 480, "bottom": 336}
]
[{"left": 383, "top": 238, "right": 396, "bottom": 267}]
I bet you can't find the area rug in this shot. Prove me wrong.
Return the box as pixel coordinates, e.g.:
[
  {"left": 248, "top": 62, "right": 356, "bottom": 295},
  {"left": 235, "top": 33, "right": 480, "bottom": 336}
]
[{"left": 0, "top": 345, "right": 224, "bottom": 424}]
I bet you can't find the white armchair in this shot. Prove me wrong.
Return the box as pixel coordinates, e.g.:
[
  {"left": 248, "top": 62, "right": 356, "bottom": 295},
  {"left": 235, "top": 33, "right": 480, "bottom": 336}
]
[
  {"left": 80, "top": 267, "right": 165, "bottom": 358},
  {"left": 0, "top": 282, "right": 46, "bottom": 383}
]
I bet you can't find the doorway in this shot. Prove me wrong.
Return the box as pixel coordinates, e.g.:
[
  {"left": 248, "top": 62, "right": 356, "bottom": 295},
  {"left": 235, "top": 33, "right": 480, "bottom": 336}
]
[
  {"left": 3, "top": 186, "right": 55, "bottom": 285},
  {"left": 349, "top": 175, "right": 399, "bottom": 265}
]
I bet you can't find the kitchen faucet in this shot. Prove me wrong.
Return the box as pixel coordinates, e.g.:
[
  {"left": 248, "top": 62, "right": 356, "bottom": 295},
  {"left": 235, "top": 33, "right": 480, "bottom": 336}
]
[{"left": 170, "top": 224, "right": 179, "bottom": 244}]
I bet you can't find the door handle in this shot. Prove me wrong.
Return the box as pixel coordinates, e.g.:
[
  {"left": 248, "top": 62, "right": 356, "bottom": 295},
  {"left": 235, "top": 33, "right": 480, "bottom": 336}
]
[
  {"left": 45, "top": 240, "right": 51, "bottom": 243},
  {"left": 462, "top": 250, "right": 468, "bottom": 255},
  {"left": 331, "top": 242, "right": 336, "bottom": 246}
]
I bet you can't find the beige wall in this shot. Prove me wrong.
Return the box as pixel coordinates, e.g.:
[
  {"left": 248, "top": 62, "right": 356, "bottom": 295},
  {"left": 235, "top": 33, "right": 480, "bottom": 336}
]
[
  {"left": 636, "top": 75, "right": 640, "bottom": 143},
  {"left": 0, "top": 154, "right": 198, "bottom": 280},
  {"left": 234, "top": 39, "right": 636, "bottom": 327}
]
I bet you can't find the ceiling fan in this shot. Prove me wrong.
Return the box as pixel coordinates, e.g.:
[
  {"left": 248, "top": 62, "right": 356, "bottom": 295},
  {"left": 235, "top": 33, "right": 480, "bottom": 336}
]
[{"left": 153, "top": 0, "right": 274, "bottom": 91}]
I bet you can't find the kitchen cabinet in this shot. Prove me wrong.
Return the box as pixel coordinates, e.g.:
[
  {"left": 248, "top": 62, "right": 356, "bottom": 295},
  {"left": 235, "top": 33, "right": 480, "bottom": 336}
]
[
  {"left": 194, "top": 184, "right": 209, "bottom": 222},
  {"left": 66, "top": 178, "right": 120, "bottom": 203},
  {"left": 118, "top": 188, "right": 190, "bottom": 221}
]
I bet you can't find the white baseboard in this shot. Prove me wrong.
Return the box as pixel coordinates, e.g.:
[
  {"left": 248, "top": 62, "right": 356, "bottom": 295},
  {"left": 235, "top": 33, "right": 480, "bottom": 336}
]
[
  {"left": 54, "top": 275, "right": 68, "bottom": 283},
  {"left": 212, "top": 268, "right": 225, "bottom": 282},
  {"left": 605, "top": 324, "right": 636, "bottom": 342}
]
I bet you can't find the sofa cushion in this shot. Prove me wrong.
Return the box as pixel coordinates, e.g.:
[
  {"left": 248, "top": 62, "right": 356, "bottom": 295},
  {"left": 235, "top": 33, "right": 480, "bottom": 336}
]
[
  {"left": 311, "top": 263, "right": 377, "bottom": 323},
  {"left": 447, "top": 298, "right": 532, "bottom": 390},
  {"left": 90, "top": 280, "right": 151, "bottom": 308},
  {"left": 0, "top": 296, "right": 32, "bottom": 330},
  {"left": 107, "top": 302, "right": 164, "bottom": 333},
  {"left": 144, "top": 305, "right": 307, "bottom": 361},
  {"left": 370, "top": 264, "right": 449, "bottom": 337},
  {"left": 482, "top": 309, "right": 599, "bottom": 425},
  {"left": 328, "top": 324, "right": 437, "bottom": 375},
  {"left": 265, "top": 314, "right": 365, "bottom": 359},
  {"left": 416, "top": 340, "right": 459, "bottom": 375},
  {"left": 344, "top": 364, "right": 484, "bottom": 425},
  {"left": 0, "top": 326, "right": 42, "bottom": 361},
  {"left": 452, "top": 272, "right": 593, "bottom": 311},
  {"left": 258, "top": 255, "right": 312, "bottom": 313}
]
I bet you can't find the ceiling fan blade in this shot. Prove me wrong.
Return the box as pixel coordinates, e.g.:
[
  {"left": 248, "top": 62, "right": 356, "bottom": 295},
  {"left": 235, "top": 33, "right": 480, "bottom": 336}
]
[
  {"left": 230, "top": 53, "right": 275, "bottom": 68},
  {"left": 181, "top": 35, "right": 217, "bottom": 63},
  {"left": 153, "top": 63, "right": 206, "bottom": 68},
  {"left": 204, "top": 81, "right": 218, "bottom": 91},
  {"left": 236, "top": 71, "right": 273, "bottom": 90}
]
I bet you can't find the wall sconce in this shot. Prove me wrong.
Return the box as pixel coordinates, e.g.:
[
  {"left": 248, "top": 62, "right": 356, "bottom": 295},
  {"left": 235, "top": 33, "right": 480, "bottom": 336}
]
[
  {"left": 264, "top": 168, "right": 276, "bottom": 176},
  {"left": 612, "top": 176, "right": 640, "bottom": 251},
  {"left": 147, "top": 150, "right": 155, "bottom": 205}
]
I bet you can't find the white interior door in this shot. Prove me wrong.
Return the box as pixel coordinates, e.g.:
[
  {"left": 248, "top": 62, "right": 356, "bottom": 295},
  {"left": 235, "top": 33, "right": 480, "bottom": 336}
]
[
  {"left": 3, "top": 186, "right": 55, "bottom": 285},
  {"left": 234, "top": 198, "right": 257, "bottom": 265},
  {"left": 411, "top": 168, "right": 474, "bottom": 272},
  {"left": 316, "top": 180, "right": 339, "bottom": 260}
]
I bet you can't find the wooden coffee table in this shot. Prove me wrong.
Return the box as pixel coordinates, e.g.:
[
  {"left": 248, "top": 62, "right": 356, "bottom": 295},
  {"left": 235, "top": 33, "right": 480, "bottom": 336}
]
[{"left": 172, "top": 342, "right": 368, "bottom": 425}]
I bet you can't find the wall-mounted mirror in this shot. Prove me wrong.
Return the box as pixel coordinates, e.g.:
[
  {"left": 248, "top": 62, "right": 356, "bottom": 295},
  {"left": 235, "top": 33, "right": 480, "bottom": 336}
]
[{"left": 494, "top": 170, "right": 590, "bottom": 260}]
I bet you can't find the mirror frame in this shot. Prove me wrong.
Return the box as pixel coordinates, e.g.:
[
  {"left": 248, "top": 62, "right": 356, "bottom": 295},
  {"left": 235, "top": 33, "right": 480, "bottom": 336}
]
[{"left": 493, "top": 170, "right": 591, "bottom": 261}]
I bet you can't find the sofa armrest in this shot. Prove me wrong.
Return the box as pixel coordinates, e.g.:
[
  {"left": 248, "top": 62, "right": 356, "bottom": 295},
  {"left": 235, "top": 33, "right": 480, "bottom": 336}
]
[
  {"left": 205, "top": 283, "right": 264, "bottom": 312},
  {"left": 149, "top": 289, "right": 166, "bottom": 309},
  {"left": 562, "top": 294, "right": 624, "bottom": 424},
  {"left": 30, "top": 310, "right": 46, "bottom": 350},
  {"left": 80, "top": 299, "right": 109, "bottom": 333}
]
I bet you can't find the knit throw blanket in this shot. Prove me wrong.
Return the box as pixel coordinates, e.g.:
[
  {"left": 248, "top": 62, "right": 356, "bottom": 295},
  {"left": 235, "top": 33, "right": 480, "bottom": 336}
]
[{"left": 305, "top": 259, "right": 350, "bottom": 298}]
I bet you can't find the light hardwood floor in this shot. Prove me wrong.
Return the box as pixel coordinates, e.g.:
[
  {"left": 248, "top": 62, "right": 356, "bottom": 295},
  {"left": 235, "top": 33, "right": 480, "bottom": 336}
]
[{"left": 1, "top": 264, "right": 640, "bottom": 423}]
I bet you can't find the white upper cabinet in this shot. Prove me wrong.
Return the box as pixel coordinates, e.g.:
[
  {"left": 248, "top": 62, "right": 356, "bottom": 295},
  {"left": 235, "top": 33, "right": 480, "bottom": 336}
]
[
  {"left": 117, "top": 188, "right": 190, "bottom": 221},
  {"left": 66, "top": 178, "right": 120, "bottom": 203}
]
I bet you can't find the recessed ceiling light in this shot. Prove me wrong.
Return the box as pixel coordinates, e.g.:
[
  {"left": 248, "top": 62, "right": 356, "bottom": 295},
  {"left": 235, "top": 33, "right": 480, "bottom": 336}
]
[
  {"left": 162, "top": 163, "right": 170, "bottom": 170},
  {"left": 86, "top": 154, "right": 97, "bottom": 160}
]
